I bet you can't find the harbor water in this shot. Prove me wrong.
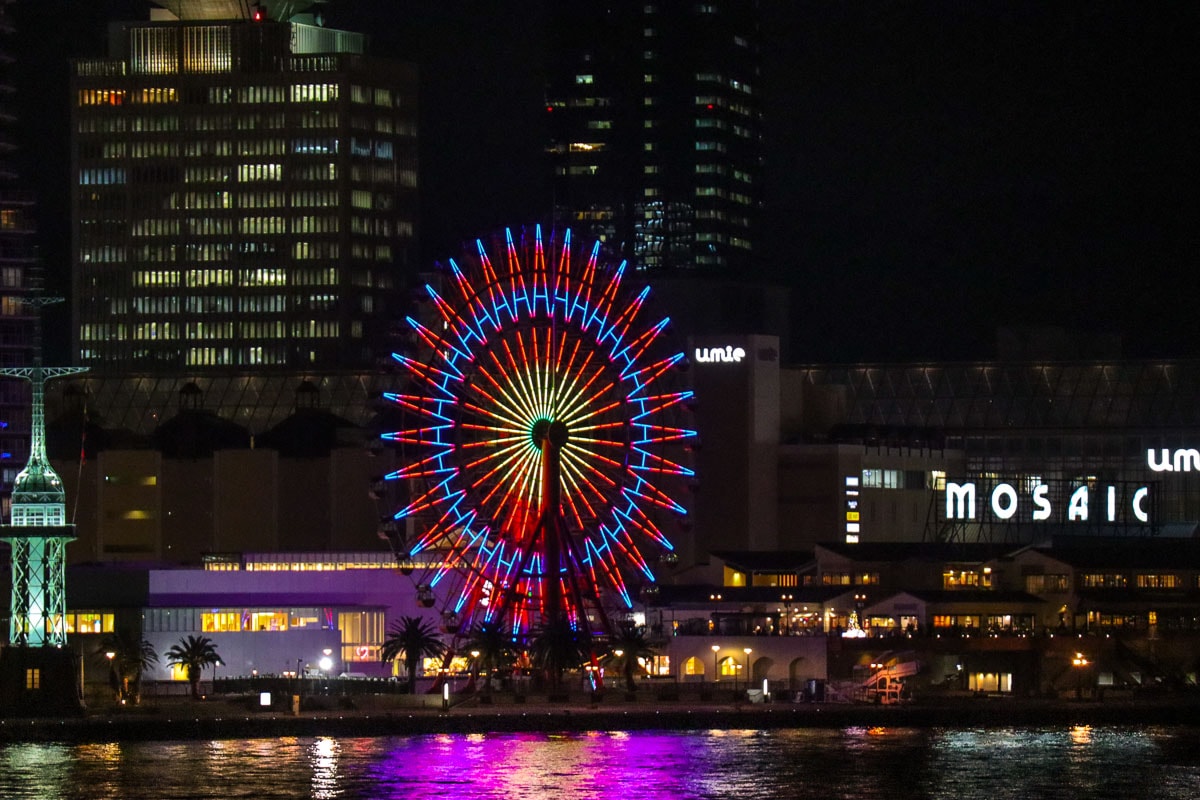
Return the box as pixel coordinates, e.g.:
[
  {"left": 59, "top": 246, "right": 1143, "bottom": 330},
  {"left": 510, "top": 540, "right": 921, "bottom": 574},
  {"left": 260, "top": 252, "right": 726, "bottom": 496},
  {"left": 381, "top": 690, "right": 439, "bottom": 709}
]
[{"left": 2, "top": 724, "right": 1199, "bottom": 799}]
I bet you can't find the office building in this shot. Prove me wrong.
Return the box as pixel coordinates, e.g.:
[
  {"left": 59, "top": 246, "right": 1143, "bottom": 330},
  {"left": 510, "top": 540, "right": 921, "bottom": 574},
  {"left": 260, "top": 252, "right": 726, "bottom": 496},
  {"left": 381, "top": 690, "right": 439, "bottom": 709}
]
[
  {"left": 544, "top": 1, "right": 763, "bottom": 275},
  {"left": 70, "top": 4, "right": 418, "bottom": 373},
  {"left": 0, "top": 0, "right": 40, "bottom": 511}
]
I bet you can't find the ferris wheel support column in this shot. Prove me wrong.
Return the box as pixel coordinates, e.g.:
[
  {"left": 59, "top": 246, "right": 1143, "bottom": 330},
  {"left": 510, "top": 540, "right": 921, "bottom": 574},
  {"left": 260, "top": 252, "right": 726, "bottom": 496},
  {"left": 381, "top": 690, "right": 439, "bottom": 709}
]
[{"left": 537, "top": 421, "right": 569, "bottom": 627}]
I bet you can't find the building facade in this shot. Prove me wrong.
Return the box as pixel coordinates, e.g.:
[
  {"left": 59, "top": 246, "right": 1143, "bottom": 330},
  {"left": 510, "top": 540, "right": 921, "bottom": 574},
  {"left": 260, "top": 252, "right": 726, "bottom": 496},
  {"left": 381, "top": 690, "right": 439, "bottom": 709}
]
[
  {"left": 545, "top": 1, "right": 763, "bottom": 275},
  {"left": 70, "top": 11, "right": 418, "bottom": 373}
]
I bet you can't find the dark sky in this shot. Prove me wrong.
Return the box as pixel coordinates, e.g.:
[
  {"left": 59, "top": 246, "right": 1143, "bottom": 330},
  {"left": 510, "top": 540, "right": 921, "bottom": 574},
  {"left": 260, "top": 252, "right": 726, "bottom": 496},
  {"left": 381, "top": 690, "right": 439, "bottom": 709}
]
[{"left": 12, "top": 1, "right": 1199, "bottom": 363}]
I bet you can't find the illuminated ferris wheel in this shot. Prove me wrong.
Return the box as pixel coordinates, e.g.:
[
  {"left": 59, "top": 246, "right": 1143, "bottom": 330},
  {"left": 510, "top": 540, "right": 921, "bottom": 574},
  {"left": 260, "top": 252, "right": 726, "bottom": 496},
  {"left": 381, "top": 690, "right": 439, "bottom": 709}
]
[{"left": 381, "top": 226, "right": 695, "bottom": 640}]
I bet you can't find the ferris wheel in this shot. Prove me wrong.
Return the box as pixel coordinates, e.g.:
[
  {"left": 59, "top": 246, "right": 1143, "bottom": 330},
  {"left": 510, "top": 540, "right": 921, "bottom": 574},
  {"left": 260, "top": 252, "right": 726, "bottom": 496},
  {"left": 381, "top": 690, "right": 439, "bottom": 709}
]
[{"left": 380, "top": 226, "right": 695, "bottom": 641}]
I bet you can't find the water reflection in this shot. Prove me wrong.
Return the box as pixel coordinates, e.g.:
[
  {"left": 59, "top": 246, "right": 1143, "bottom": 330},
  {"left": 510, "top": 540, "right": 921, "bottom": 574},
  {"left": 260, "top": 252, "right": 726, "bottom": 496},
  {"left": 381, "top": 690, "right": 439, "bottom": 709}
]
[
  {"left": 0, "top": 726, "right": 1198, "bottom": 799},
  {"left": 310, "top": 737, "right": 340, "bottom": 799}
]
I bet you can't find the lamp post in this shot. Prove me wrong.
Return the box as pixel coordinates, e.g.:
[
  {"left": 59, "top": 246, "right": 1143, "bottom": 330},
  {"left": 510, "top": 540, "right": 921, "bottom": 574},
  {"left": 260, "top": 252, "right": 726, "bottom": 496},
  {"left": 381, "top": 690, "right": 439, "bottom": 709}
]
[
  {"left": 709, "top": 593, "right": 723, "bottom": 634},
  {"left": 743, "top": 647, "right": 752, "bottom": 692},
  {"left": 105, "top": 651, "right": 116, "bottom": 703},
  {"left": 711, "top": 644, "right": 720, "bottom": 685},
  {"left": 780, "top": 594, "right": 794, "bottom": 635},
  {"left": 1072, "top": 652, "right": 1089, "bottom": 699}
]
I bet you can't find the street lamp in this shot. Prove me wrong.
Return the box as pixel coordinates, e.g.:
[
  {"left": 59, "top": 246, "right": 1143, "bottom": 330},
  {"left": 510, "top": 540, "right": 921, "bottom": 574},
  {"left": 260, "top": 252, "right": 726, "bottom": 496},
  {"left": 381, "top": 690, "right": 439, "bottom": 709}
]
[
  {"left": 743, "top": 647, "right": 752, "bottom": 692},
  {"left": 1072, "top": 652, "right": 1089, "bottom": 699},
  {"left": 709, "top": 593, "right": 723, "bottom": 633},
  {"left": 105, "top": 651, "right": 117, "bottom": 703},
  {"left": 711, "top": 644, "right": 720, "bottom": 684},
  {"left": 780, "top": 594, "right": 794, "bottom": 635}
]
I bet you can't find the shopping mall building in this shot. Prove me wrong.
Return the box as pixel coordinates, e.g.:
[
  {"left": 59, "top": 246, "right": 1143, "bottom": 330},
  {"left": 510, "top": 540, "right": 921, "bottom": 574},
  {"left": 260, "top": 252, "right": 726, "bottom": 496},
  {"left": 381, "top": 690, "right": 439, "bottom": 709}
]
[{"left": 18, "top": 334, "right": 1200, "bottom": 694}]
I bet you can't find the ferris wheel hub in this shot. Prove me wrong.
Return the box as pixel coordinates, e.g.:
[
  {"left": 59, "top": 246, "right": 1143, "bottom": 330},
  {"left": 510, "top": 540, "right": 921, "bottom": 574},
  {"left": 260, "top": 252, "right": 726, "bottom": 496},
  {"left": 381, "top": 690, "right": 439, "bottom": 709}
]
[{"left": 531, "top": 418, "right": 570, "bottom": 450}]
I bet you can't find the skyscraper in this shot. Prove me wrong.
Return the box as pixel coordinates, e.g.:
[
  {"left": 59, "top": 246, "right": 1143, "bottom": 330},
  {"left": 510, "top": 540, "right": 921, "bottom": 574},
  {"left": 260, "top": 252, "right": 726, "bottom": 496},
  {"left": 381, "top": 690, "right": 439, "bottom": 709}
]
[
  {"left": 545, "top": 1, "right": 763, "bottom": 275},
  {"left": 0, "top": 0, "right": 40, "bottom": 510},
  {"left": 70, "top": 3, "right": 418, "bottom": 373}
]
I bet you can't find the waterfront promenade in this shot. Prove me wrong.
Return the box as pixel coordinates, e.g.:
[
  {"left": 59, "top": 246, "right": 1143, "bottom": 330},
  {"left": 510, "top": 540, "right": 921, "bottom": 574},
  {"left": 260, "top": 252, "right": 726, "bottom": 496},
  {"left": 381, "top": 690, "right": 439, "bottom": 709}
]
[{"left": 4, "top": 690, "right": 1200, "bottom": 744}]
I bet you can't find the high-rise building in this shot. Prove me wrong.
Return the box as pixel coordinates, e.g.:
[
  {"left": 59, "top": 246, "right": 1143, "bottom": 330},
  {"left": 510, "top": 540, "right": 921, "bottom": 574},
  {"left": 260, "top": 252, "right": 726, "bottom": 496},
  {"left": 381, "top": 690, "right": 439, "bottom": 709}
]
[
  {"left": 70, "top": 3, "right": 418, "bottom": 373},
  {"left": 0, "top": 0, "right": 40, "bottom": 509},
  {"left": 545, "top": 1, "right": 763, "bottom": 275}
]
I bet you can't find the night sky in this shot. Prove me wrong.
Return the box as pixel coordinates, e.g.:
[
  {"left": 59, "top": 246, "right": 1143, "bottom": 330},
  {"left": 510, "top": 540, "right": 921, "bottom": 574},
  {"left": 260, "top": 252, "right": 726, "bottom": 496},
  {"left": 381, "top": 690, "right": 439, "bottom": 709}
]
[{"left": 11, "top": 1, "right": 1198, "bottom": 363}]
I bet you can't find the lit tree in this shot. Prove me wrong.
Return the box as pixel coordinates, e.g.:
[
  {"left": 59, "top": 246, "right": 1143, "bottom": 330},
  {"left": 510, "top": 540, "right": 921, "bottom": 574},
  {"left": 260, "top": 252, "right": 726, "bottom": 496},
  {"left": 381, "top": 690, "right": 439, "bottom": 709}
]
[
  {"left": 607, "top": 622, "right": 659, "bottom": 693},
  {"left": 381, "top": 616, "right": 447, "bottom": 693},
  {"left": 98, "top": 630, "right": 158, "bottom": 705},
  {"left": 464, "top": 620, "right": 517, "bottom": 696},
  {"left": 165, "top": 635, "right": 224, "bottom": 700}
]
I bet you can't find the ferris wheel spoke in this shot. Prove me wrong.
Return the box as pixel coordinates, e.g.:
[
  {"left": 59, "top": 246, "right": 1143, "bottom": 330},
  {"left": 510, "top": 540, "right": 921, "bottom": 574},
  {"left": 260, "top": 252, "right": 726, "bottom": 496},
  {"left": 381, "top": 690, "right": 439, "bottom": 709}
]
[
  {"left": 461, "top": 400, "right": 528, "bottom": 435},
  {"left": 449, "top": 539, "right": 508, "bottom": 618},
  {"left": 381, "top": 424, "right": 453, "bottom": 448},
  {"left": 582, "top": 536, "right": 632, "bottom": 608},
  {"left": 553, "top": 375, "right": 609, "bottom": 429},
  {"left": 475, "top": 239, "right": 517, "bottom": 328},
  {"left": 560, "top": 488, "right": 590, "bottom": 532},
  {"left": 508, "top": 330, "right": 548, "bottom": 417},
  {"left": 392, "top": 354, "right": 461, "bottom": 398},
  {"left": 387, "top": 453, "right": 456, "bottom": 481},
  {"left": 623, "top": 479, "right": 687, "bottom": 515},
  {"left": 559, "top": 460, "right": 616, "bottom": 518},
  {"left": 382, "top": 392, "right": 454, "bottom": 423},
  {"left": 613, "top": 502, "right": 674, "bottom": 551},
  {"left": 566, "top": 240, "right": 601, "bottom": 327},
  {"left": 425, "top": 284, "right": 487, "bottom": 353},
  {"left": 611, "top": 313, "right": 667, "bottom": 368},
  {"left": 634, "top": 423, "right": 698, "bottom": 445},
  {"left": 630, "top": 389, "right": 693, "bottom": 421},
  {"left": 467, "top": 443, "right": 538, "bottom": 498},
  {"left": 407, "top": 500, "right": 475, "bottom": 556},
  {"left": 530, "top": 226, "right": 551, "bottom": 317},
  {"left": 406, "top": 316, "right": 474, "bottom": 372},
  {"left": 562, "top": 450, "right": 618, "bottom": 492},
  {"left": 621, "top": 352, "right": 686, "bottom": 396},
  {"left": 562, "top": 399, "right": 622, "bottom": 429},
  {"left": 552, "top": 335, "right": 581, "bottom": 394},
  {"left": 584, "top": 259, "right": 625, "bottom": 339},
  {"left": 599, "top": 521, "right": 654, "bottom": 581},
  {"left": 550, "top": 230, "right": 574, "bottom": 320},
  {"left": 461, "top": 376, "right": 528, "bottom": 430},
  {"left": 481, "top": 346, "right": 539, "bottom": 422},
  {"left": 628, "top": 447, "right": 696, "bottom": 477},
  {"left": 603, "top": 287, "right": 652, "bottom": 360},
  {"left": 503, "top": 229, "right": 537, "bottom": 319},
  {"left": 445, "top": 258, "right": 502, "bottom": 340}
]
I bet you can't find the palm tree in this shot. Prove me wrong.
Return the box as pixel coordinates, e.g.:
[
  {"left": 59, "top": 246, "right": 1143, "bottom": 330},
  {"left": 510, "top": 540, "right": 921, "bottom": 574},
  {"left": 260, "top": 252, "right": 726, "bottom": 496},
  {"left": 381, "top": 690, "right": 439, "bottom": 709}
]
[
  {"left": 529, "top": 616, "right": 588, "bottom": 692},
  {"left": 464, "top": 620, "right": 517, "bottom": 696},
  {"left": 607, "top": 622, "right": 659, "bottom": 693},
  {"left": 98, "top": 630, "right": 158, "bottom": 705},
  {"left": 165, "top": 635, "right": 224, "bottom": 700},
  {"left": 381, "top": 616, "right": 447, "bottom": 693}
]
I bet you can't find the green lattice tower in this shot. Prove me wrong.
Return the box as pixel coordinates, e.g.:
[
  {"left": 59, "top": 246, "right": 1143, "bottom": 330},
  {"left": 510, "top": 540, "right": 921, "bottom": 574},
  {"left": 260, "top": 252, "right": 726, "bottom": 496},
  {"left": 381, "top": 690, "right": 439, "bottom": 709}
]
[{"left": 0, "top": 296, "right": 86, "bottom": 648}]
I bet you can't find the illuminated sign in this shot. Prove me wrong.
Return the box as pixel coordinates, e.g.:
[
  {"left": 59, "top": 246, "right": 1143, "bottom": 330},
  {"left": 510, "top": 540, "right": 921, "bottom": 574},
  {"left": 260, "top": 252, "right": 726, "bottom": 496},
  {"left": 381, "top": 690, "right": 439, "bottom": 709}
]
[
  {"left": 844, "top": 475, "right": 860, "bottom": 543},
  {"left": 1148, "top": 448, "right": 1200, "bottom": 473},
  {"left": 694, "top": 345, "right": 746, "bottom": 364},
  {"left": 940, "top": 478, "right": 1152, "bottom": 524}
]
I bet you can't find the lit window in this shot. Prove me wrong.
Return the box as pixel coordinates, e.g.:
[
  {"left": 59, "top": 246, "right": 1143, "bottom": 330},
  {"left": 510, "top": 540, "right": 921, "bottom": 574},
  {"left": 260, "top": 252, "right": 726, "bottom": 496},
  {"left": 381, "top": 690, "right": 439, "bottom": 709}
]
[{"left": 201, "top": 611, "right": 242, "bottom": 632}]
